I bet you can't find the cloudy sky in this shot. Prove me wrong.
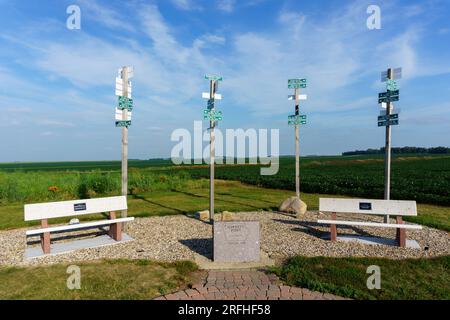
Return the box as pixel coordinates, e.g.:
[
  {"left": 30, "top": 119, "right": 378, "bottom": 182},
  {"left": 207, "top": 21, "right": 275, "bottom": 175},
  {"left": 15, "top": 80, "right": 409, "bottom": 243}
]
[{"left": 0, "top": 0, "right": 449, "bottom": 162}]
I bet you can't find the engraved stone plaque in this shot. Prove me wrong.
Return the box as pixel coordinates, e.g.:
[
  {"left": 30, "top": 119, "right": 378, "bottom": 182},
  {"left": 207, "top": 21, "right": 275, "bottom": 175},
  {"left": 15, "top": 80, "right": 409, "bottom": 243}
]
[{"left": 213, "top": 221, "right": 260, "bottom": 262}]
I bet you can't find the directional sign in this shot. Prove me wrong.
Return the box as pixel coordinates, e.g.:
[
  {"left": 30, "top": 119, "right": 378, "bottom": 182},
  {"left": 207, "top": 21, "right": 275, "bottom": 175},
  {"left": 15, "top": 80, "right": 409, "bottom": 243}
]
[
  {"left": 381, "top": 68, "right": 402, "bottom": 82},
  {"left": 203, "top": 109, "right": 223, "bottom": 121},
  {"left": 289, "top": 114, "right": 307, "bottom": 120},
  {"left": 288, "top": 94, "right": 307, "bottom": 101},
  {"left": 378, "top": 90, "right": 400, "bottom": 103},
  {"left": 202, "top": 93, "right": 222, "bottom": 100},
  {"left": 115, "top": 78, "right": 132, "bottom": 90},
  {"left": 288, "top": 79, "right": 307, "bottom": 84},
  {"left": 205, "top": 75, "right": 223, "bottom": 81},
  {"left": 118, "top": 96, "right": 133, "bottom": 111},
  {"left": 386, "top": 80, "right": 398, "bottom": 91},
  {"left": 115, "top": 120, "right": 131, "bottom": 127},
  {"left": 288, "top": 79, "right": 307, "bottom": 89},
  {"left": 115, "top": 78, "right": 132, "bottom": 98},
  {"left": 288, "top": 114, "right": 307, "bottom": 125},
  {"left": 387, "top": 89, "right": 399, "bottom": 96},
  {"left": 378, "top": 119, "right": 399, "bottom": 127},
  {"left": 289, "top": 84, "right": 307, "bottom": 89},
  {"left": 288, "top": 119, "right": 307, "bottom": 125},
  {"left": 378, "top": 114, "right": 398, "bottom": 121},
  {"left": 115, "top": 108, "right": 132, "bottom": 121},
  {"left": 379, "top": 90, "right": 399, "bottom": 99},
  {"left": 118, "top": 66, "right": 134, "bottom": 79}
]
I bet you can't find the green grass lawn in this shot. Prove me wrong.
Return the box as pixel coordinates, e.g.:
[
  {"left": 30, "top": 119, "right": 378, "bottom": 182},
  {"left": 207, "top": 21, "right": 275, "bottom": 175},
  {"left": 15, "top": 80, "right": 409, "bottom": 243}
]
[
  {"left": 0, "top": 259, "right": 197, "bottom": 300},
  {"left": 272, "top": 256, "right": 450, "bottom": 300},
  {"left": 1, "top": 179, "right": 449, "bottom": 231}
]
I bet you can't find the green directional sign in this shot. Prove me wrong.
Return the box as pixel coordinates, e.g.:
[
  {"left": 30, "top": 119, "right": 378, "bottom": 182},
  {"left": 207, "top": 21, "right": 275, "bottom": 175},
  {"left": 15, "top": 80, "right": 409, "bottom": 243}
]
[
  {"left": 378, "top": 119, "right": 399, "bottom": 127},
  {"left": 288, "top": 114, "right": 307, "bottom": 120},
  {"left": 115, "top": 120, "right": 131, "bottom": 127},
  {"left": 288, "top": 84, "right": 307, "bottom": 89},
  {"left": 378, "top": 114, "right": 399, "bottom": 121},
  {"left": 205, "top": 75, "right": 223, "bottom": 81},
  {"left": 378, "top": 90, "right": 400, "bottom": 103},
  {"left": 288, "top": 114, "right": 307, "bottom": 125},
  {"left": 288, "top": 79, "right": 307, "bottom": 89},
  {"left": 203, "top": 109, "right": 223, "bottom": 121},
  {"left": 288, "top": 119, "right": 307, "bottom": 125},
  {"left": 288, "top": 79, "right": 307, "bottom": 84},
  {"left": 118, "top": 96, "right": 133, "bottom": 111},
  {"left": 386, "top": 79, "right": 398, "bottom": 91}
]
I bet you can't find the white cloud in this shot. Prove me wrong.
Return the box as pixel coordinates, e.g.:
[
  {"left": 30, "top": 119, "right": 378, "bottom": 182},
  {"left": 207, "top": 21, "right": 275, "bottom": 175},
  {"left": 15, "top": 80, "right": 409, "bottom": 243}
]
[
  {"left": 40, "top": 131, "right": 54, "bottom": 136},
  {"left": 217, "top": 0, "right": 235, "bottom": 13},
  {"left": 37, "top": 120, "right": 76, "bottom": 128},
  {"left": 78, "top": 0, "right": 135, "bottom": 32},
  {"left": 171, "top": 0, "right": 203, "bottom": 11}
]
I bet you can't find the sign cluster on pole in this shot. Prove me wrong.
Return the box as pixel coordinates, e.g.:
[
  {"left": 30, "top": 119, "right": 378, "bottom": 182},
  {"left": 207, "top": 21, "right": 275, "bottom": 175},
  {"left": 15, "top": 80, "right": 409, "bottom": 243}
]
[
  {"left": 378, "top": 67, "right": 402, "bottom": 222},
  {"left": 115, "top": 66, "right": 134, "bottom": 221},
  {"left": 202, "top": 75, "right": 223, "bottom": 227},
  {"left": 287, "top": 78, "right": 308, "bottom": 200}
]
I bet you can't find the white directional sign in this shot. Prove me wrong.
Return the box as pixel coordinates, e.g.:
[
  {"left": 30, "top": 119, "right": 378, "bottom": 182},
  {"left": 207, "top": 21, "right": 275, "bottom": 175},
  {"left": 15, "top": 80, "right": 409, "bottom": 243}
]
[
  {"left": 380, "top": 108, "right": 400, "bottom": 116},
  {"left": 115, "top": 108, "right": 132, "bottom": 121},
  {"left": 118, "top": 67, "right": 134, "bottom": 79},
  {"left": 115, "top": 78, "right": 132, "bottom": 98},
  {"left": 288, "top": 94, "right": 307, "bottom": 101},
  {"left": 381, "top": 67, "right": 402, "bottom": 82},
  {"left": 115, "top": 78, "right": 132, "bottom": 89},
  {"left": 202, "top": 92, "right": 222, "bottom": 100}
]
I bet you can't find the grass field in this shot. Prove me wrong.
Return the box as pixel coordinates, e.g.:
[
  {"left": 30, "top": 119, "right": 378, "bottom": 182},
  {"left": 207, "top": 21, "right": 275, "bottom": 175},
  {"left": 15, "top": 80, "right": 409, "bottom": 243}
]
[
  {"left": 2, "top": 154, "right": 449, "bottom": 207},
  {"left": 1, "top": 179, "right": 449, "bottom": 231},
  {"left": 188, "top": 155, "right": 450, "bottom": 206},
  {"left": 272, "top": 256, "right": 450, "bottom": 300},
  {"left": 0, "top": 259, "right": 197, "bottom": 299}
]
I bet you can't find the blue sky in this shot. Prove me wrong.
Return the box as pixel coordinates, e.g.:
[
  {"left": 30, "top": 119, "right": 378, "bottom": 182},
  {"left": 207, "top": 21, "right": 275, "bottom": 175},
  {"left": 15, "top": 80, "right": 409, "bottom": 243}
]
[{"left": 0, "top": 0, "right": 449, "bottom": 162}]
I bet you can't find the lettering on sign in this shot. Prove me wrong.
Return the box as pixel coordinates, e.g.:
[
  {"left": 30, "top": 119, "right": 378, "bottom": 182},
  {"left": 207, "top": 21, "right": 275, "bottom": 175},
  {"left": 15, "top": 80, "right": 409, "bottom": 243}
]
[
  {"left": 74, "top": 203, "right": 87, "bottom": 212},
  {"left": 224, "top": 224, "right": 248, "bottom": 244},
  {"left": 359, "top": 202, "right": 372, "bottom": 211}
]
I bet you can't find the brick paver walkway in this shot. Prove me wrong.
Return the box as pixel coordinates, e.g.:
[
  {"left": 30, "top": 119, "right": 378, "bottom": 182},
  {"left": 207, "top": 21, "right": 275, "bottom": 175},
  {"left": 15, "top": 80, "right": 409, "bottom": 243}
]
[{"left": 155, "top": 269, "right": 346, "bottom": 300}]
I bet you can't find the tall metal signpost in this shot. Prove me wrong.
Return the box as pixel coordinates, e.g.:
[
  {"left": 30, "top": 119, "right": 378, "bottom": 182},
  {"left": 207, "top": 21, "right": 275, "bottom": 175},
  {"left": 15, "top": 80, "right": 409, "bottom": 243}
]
[
  {"left": 115, "top": 66, "right": 134, "bottom": 223},
  {"left": 288, "top": 79, "right": 307, "bottom": 200},
  {"left": 202, "top": 75, "right": 223, "bottom": 227},
  {"left": 378, "top": 67, "right": 401, "bottom": 222}
]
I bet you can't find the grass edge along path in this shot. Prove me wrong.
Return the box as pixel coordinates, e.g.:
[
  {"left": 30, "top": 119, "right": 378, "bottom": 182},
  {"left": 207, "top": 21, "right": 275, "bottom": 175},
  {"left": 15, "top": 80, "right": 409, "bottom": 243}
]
[
  {"left": 271, "top": 255, "right": 450, "bottom": 300},
  {"left": 0, "top": 259, "right": 198, "bottom": 300}
]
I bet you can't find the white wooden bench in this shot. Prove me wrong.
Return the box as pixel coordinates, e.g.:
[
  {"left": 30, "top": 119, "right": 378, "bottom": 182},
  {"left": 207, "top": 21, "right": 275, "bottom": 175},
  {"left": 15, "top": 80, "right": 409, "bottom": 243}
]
[
  {"left": 25, "top": 196, "right": 134, "bottom": 255},
  {"left": 317, "top": 198, "right": 422, "bottom": 247}
]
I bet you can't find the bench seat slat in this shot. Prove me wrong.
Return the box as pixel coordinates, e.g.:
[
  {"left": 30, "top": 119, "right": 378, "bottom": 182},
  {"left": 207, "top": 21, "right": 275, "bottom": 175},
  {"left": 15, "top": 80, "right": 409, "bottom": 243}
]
[
  {"left": 24, "top": 196, "right": 128, "bottom": 221},
  {"left": 319, "top": 198, "right": 417, "bottom": 216},
  {"left": 26, "top": 217, "right": 134, "bottom": 236},
  {"left": 317, "top": 219, "right": 422, "bottom": 230}
]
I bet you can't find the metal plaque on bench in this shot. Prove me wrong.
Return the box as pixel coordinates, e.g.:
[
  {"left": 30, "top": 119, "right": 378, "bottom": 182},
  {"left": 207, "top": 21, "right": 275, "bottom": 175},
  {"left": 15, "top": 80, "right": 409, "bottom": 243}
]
[{"left": 214, "top": 221, "right": 260, "bottom": 263}]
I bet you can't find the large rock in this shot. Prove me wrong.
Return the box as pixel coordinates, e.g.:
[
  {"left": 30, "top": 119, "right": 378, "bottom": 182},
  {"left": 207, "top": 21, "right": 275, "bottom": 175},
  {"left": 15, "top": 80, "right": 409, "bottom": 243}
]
[
  {"left": 279, "top": 196, "right": 307, "bottom": 218},
  {"left": 196, "top": 210, "right": 210, "bottom": 222},
  {"left": 221, "top": 211, "right": 234, "bottom": 221}
]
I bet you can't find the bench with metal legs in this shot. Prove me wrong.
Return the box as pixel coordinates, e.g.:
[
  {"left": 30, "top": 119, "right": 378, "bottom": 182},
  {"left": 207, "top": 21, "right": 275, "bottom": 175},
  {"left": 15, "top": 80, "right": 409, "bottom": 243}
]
[
  {"left": 317, "top": 198, "right": 422, "bottom": 247},
  {"left": 25, "top": 196, "right": 134, "bottom": 255}
]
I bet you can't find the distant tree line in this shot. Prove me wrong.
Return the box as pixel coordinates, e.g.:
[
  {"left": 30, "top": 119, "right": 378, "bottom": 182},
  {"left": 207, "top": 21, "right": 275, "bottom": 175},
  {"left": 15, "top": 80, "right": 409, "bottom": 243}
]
[{"left": 342, "top": 146, "right": 450, "bottom": 156}]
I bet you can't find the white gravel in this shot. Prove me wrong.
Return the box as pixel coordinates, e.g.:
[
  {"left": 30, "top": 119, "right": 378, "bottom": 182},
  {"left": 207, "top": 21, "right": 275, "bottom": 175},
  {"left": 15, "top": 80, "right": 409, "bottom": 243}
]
[{"left": 0, "top": 211, "right": 448, "bottom": 267}]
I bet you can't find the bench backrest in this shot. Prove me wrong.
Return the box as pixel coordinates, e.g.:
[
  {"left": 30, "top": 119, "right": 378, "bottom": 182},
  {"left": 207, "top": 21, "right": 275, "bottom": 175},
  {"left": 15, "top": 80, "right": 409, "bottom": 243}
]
[
  {"left": 24, "top": 196, "right": 127, "bottom": 221},
  {"left": 319, "top": 198, "right": 417, "bottom": 216}
]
